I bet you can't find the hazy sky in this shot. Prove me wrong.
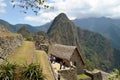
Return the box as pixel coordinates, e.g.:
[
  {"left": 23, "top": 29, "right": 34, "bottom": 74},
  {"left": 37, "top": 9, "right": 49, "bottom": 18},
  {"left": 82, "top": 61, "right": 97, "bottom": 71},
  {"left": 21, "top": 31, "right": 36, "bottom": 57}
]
[{"left": 0, "top": 0, "right": 120, "bottom": 26}]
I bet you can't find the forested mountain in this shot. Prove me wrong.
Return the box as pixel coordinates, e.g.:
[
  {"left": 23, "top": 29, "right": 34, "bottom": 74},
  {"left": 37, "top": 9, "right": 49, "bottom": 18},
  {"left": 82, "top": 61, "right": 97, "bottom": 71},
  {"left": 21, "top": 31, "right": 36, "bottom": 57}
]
[
  {"left": 73, "top": 17, "right": 120, "bottom": 50},
  {"left": 47, "top": 13, "right": 120, "bottom": 71}
]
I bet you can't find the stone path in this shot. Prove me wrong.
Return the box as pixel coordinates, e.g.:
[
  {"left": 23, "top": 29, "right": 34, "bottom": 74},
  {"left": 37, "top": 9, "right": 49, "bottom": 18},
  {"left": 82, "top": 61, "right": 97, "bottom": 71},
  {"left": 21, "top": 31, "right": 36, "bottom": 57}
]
[{"left": 51, "top": 62, "right": 69, "bottom": 80}]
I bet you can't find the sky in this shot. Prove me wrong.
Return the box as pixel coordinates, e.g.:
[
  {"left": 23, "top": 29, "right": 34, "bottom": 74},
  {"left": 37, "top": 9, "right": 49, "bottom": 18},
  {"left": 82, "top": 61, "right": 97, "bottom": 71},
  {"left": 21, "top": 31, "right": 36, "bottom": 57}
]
[{"left": 0, "top": 0, "right": 120, "bottom": 26}]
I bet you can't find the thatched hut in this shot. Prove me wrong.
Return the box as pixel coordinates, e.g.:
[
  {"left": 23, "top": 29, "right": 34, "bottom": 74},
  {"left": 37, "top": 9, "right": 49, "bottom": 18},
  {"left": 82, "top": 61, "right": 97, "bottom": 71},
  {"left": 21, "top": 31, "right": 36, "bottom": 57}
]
[{"left": 48, "top": 44, "right": 85, "bottom": 73}]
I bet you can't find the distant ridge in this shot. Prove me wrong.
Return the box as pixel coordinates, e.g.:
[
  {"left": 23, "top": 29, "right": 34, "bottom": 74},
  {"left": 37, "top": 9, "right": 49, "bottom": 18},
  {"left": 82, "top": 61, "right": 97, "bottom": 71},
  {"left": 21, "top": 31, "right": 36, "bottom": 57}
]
[{"left": 0, "top": 19, "right": 44, "bottom": 32}]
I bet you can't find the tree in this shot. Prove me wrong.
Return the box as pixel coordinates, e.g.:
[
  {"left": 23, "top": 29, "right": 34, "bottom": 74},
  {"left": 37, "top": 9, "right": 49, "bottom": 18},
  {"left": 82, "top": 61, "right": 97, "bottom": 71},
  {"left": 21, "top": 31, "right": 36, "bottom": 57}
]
[{"left": 11, "top": 0, "right": 50, "bottom": 14}]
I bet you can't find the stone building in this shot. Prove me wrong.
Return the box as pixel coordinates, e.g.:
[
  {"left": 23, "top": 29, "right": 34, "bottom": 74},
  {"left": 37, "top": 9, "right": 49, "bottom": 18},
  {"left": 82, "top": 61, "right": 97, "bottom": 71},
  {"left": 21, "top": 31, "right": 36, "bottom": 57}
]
[
  {"left": 0, "top": 24, "right": 23, "bottom": 61},
  {"left": 48, "top": 44, "right": 85, "bottom": 73},
  {"left": 35, "top": 41, "right": 49, "bottom": 53},
  {"left": 84, "top": 69, "right": 109, "bottom": 80}
]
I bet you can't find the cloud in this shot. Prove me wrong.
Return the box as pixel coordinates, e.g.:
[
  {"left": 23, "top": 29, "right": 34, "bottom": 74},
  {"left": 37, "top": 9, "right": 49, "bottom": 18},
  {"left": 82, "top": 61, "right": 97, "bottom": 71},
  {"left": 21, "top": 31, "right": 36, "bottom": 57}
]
[
  {"left": 25, "top": 0, "right": 120, "bottom": 24},
  {"left": 0, "top": 0, "right": 7, "bottom": 13}
]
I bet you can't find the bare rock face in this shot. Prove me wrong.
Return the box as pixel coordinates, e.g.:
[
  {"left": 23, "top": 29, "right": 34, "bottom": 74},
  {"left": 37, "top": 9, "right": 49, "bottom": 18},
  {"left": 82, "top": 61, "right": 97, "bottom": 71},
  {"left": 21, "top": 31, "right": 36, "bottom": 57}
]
[{"left": 0, "top": 24, "right": 23, "bottom": 62}]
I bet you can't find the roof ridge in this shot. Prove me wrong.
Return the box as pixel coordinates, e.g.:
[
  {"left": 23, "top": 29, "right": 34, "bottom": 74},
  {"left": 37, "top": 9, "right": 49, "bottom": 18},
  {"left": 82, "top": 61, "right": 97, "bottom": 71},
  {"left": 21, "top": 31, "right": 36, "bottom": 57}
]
[{"left": 54, "top": 44, "right": 76, "bottom": 48}]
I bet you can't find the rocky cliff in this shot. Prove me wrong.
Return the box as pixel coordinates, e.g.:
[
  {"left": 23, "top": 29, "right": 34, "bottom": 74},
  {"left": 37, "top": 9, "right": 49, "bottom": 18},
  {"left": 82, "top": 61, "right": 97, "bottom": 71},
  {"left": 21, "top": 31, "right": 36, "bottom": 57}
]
[{"left": 0, "top": 25, "right": 23, "bottom": 61}]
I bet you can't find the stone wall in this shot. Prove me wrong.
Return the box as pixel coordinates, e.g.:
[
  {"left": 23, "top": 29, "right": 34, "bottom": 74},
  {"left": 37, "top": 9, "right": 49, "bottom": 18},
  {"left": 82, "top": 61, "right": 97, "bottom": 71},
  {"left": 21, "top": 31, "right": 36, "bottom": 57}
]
[
  {"left": 0, "top": 25, "right": 9, "bottom": 33},
  {"left": 71, "top": 49, "right": 85, "bottom": 74},
  {"left": 84, "top": 69, "right": 109, "bottom": 80},
  {"left": 58, "top": 67, "right": 78, "bottom": 80},
  {"left": 0, "top": 25, "right": 23, "bottom": 61},
  {"left": 0, "top": 34, "right": 23, "bottom": 60},
  {"left": 35, "top": 42, "right": 48, "bottom": 53}
]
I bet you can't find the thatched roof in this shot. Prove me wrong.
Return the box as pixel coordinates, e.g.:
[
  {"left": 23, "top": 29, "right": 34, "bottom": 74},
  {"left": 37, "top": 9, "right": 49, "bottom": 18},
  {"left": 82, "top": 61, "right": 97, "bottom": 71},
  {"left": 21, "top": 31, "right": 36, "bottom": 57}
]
[{"left": 49, "top": 44, "right": 78, "bottom": 61}]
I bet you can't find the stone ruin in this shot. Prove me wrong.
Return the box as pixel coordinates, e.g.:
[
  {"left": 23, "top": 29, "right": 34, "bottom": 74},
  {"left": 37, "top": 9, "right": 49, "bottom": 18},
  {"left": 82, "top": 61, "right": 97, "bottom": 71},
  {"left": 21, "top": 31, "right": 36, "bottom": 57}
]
[
  {"left": 84, "top": 69, "right": 109, "bottom": 80},
  {"left": 35, "top": 41, "right": 49, "bottom": 53},
  {"left": 0, "top": 24, "right": 23, "bottom": 62},
  {"left": 0, "top": 25, "right": 9, "bottom": 33},
  {"left": 58, "top": 66, "right": 78, "bottom": 80}
]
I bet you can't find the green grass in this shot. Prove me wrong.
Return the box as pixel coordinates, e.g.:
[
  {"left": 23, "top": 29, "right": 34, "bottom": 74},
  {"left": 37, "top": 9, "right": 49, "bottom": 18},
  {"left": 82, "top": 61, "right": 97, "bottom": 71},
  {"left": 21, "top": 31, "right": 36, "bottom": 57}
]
[
  {"left": 6, "top": 41, "right": 34, "bottom": 65},
  {"left": 35, "top": 50, "right": 55, "bottom": 80},
  {"left": 77, "top": 74, "right": 91, "bottom": 79}
]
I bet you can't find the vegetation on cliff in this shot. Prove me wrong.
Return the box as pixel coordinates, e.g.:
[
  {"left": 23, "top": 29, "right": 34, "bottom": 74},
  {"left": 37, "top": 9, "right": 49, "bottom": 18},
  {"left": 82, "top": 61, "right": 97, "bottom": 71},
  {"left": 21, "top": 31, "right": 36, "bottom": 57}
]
[{"left": 107, "top": 68, "right": 120, "bottom": 80}]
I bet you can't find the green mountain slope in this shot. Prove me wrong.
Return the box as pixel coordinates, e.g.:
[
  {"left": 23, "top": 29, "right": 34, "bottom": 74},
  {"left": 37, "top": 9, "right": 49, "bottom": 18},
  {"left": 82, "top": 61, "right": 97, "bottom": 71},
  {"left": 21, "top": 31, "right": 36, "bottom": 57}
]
[
  {"left": 17, "top": 26, "right": 33, "bottom": 40},
  {"left": 47, "top": 13, "right": 119, "bottom": 71},
  {"left": 73, "top": 17, "right": 120, "bottom": 50}
]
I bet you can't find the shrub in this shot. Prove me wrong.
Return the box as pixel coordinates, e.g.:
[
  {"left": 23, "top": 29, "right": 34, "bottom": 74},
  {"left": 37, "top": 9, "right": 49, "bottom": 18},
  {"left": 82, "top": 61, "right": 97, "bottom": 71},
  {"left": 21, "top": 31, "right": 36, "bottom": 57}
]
[
  {"left": 0, "top": 62, "right": 16, "bottom": 80},
  {"left": 21, "top": 63, "right": 45, "bottom": 80}
]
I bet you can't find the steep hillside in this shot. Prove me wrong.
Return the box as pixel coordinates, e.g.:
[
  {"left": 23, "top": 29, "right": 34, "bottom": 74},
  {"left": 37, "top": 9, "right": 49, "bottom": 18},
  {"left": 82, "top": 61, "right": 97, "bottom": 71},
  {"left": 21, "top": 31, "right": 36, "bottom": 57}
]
[
  {"left": 47, "top": 13, "right": 78, "bottom": 45},
  {"left": 73, "top": 17, "right": 120, "bottom": 50},
  {"left": 47, "top": 13, "right": 118, "bottom": 71}
]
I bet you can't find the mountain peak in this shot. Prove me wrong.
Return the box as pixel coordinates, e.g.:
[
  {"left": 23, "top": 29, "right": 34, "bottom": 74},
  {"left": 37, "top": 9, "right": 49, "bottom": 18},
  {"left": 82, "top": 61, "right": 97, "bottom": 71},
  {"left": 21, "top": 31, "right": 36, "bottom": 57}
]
[
  {"left": 58, "top": 13, "right": 67, "bottom": 18},
  {"left": 48, "top": 13, "right": 74, "bottom": 32},
  {"left": 54, "top": 13, "right": 69, "bottom": 22},
  {"left": 47, "top": 13, "right": 78, "bottom": 45}
]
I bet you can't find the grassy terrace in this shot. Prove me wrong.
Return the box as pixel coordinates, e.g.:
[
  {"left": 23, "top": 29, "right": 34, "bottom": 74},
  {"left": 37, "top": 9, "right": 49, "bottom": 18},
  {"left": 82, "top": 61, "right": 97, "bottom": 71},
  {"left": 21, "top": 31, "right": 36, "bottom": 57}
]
[
  {"left": 6, "top": 41, "right": 34, "bottom": 65},
  {"left": 35, "top": 50, "right": 55, "bottom": 80},
  {"left": 0, "top": 32, "right": 20, "bottom": 37},
  {"left": 4, "top": 41, "right": 54, "bottom": 80}
]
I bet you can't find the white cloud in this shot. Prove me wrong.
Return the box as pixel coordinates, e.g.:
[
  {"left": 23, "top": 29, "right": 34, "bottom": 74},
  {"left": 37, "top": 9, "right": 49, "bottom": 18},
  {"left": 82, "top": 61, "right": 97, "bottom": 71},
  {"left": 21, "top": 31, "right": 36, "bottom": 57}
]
[
  {"left": 25, "top": 0, "right": 120, "bottom": 24},
  {"left": 25, "top": 11, "right": 57, "bottom": 23},
  {"left": 0, "top": 0, "right": 7, "bottom": 13}
]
